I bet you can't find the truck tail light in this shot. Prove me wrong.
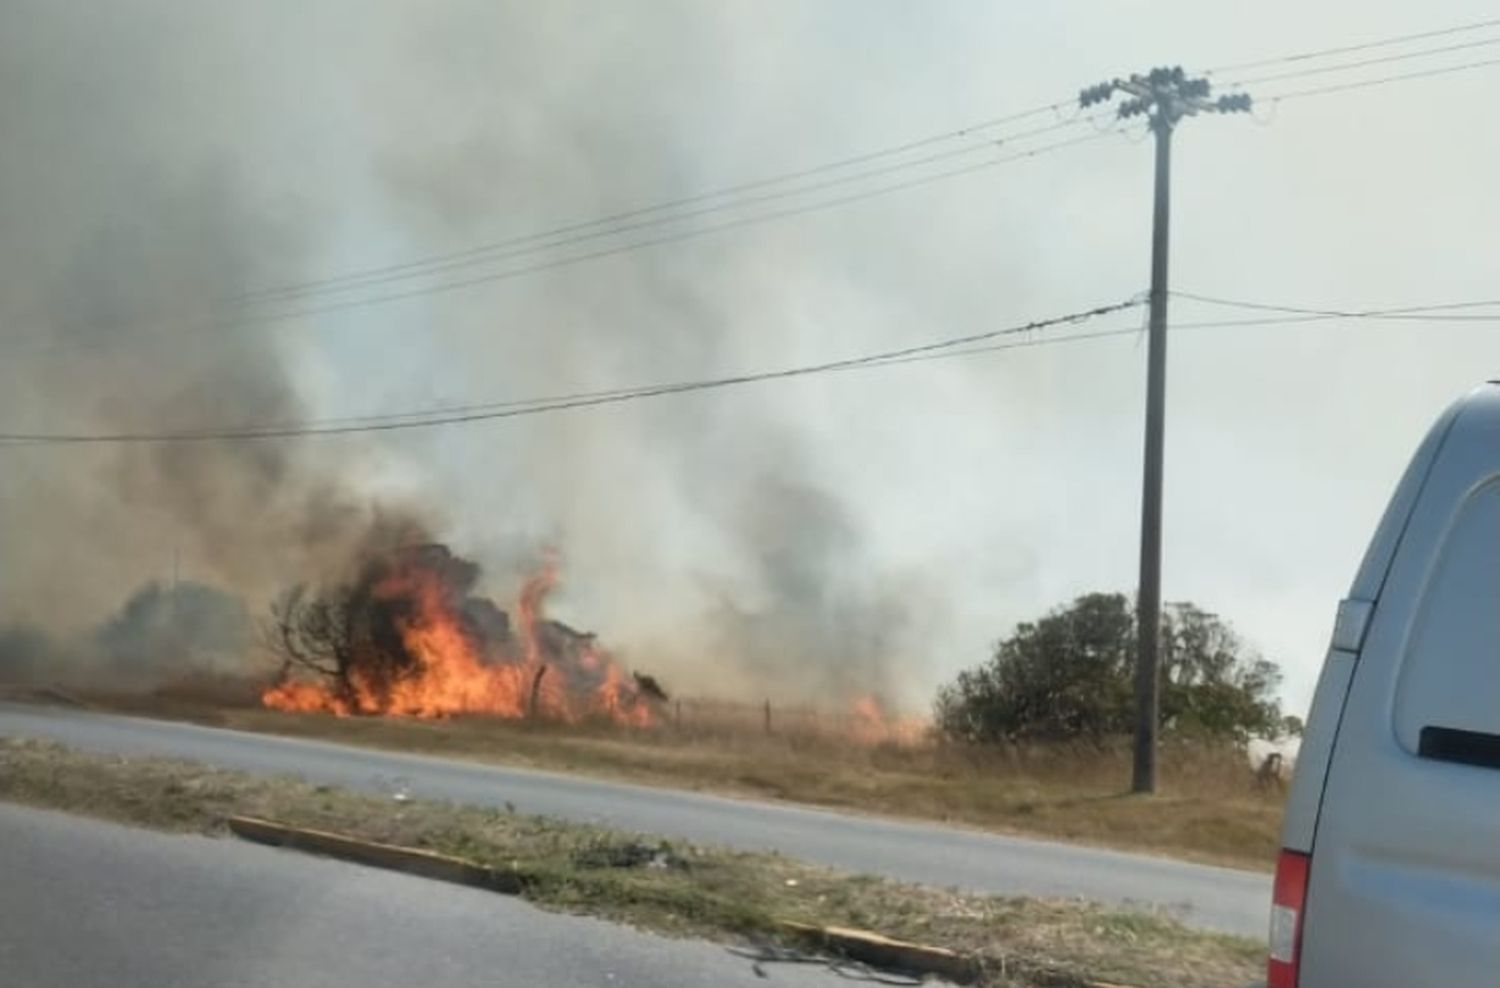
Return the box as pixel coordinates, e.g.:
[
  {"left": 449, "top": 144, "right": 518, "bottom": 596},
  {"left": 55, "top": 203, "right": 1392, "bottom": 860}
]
[{"left": 1267, "top": 849, "right": 1311, "bottom": 988}]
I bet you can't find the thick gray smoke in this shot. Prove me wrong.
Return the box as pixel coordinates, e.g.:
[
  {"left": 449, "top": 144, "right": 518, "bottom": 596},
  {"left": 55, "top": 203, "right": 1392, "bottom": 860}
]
[
  {"left": 706, "top": 478, "right": 921, "bottom": 702},
  {"left": 0, "top": 2, "right": 929, "bottom": 706},
  {"left": 0, "top": 5, "right": 411, "bottom": 644}
]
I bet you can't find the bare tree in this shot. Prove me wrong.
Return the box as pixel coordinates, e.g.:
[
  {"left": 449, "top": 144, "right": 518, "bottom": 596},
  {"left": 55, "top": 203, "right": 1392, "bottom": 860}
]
[
  {"left": 632, "top": 671, "right": 669, "bottom": 703},
  {"left": 262, "top": 576, "right": 432, "bottom": 713},
  {"left": 262, "top": 583, "right": 358, "bottom": 707}
]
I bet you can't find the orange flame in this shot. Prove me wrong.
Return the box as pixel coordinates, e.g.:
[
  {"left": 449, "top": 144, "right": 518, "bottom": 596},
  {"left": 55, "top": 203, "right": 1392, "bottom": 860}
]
[
  {"left": 263, "top": 549, "right": 656, "bottom": 726},
  {"left": 848, "top": 695, "right": 926, "bottom": 745},
  {"left": 261, "top": 679, "right": 353, "bottom": 717}
]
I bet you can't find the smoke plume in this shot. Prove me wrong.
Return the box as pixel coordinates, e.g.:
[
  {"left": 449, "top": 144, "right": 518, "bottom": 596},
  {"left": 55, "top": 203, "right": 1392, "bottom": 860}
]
[
  {"left": 0, "top": 5, "right": 405, "bottom": 631},
  {"left": 0, "top": 2, "right": 946, "bottom": 708}
]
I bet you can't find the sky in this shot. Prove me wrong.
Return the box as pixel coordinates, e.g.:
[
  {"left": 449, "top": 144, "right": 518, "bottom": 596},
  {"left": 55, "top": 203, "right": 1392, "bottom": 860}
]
[{"left": 2, "top": 1, "right": 1497, "bottom": 712}]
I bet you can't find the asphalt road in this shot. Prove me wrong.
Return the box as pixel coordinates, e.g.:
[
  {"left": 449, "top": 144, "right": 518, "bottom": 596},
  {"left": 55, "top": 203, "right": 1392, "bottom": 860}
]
[
  {"left": 0, "top": 802, "right": 843, "bottom": 988},
  {"left": 0, "top": 702, "right": 1272, "bottom": 936}
]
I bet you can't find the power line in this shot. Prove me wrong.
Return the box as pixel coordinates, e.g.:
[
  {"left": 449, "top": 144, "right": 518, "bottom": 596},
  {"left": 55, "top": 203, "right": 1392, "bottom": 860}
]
[
  {"left": 738, "top": 291, "right": 1500, "bottom": 373},
  {"left": 227, "top": 105, "right": 1077, "bottom": 307},
  {"left": 1169, "top": 312, "right": 1500, "bottom": 331},
  {"left": 1207, "top": 16, "right": 1500, "bottom": 74},
  {"left": 9, "top": 287, "right": 1495, "bottom": 447},
  {"left": 229, "top": 33, "right": 1500, "bottom": 324},
  {"left": 235, "top": 14, "right": 1500, "bottom": 309},
  {"left": 909, "top": 301, "right": 1499, "bottom": 364},
  {"left": 232, "top": 116, "right": 1101, "bottom": 308},
  {"left": 224, "top": 15, "right": 1500, "bottom": 312},
  {"left": 127, "top": 301, "right": 1495, "bottom": 436},
  {"left": 935, "top": 295, "right": 1500, "bottom": 364},
  {"left": 1225, "top": 35, "right": 1500, "bottom": 87},
  {"left": 140, "top": 323, "right": 1150, "bottom": 437},
  {"left": 0, "top": 299, "right": 1143, "bottom": 444},
  {"left": 14, "top": 287, "right": 1493, "bottom": 446},
  {"left": 1261, "top": 55, "right": 1500, "bottom": 103},
  {"left": 14, "top": 19, "right": 1500, "bottom": 360},
  {"left": 160, "top": 17, "right": 1500, "bottom": 316},
  {"left": 1173, "top": 290, "right": 1500, "bottom": 321},
  {"left": 2, "top": 129, "right": 1122, "bottom": 358}
]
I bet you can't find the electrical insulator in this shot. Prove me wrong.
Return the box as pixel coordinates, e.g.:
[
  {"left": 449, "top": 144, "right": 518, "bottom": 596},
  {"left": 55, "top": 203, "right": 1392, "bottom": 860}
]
[{"left": 1081, "top": 81, "right": 1119, "bottom": 108}]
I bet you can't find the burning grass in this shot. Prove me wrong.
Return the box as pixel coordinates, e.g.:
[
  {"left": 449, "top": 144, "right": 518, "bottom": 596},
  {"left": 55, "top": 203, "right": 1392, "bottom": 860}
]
[
  {"left": 50, "top": 681, "right": 1285, "bottom": 870},
  {"left": 0, "top": 737, "right": 1263, "bottom": 988},
  {"left": 262, "top": 543, "right": 659, "bottom": 725}
]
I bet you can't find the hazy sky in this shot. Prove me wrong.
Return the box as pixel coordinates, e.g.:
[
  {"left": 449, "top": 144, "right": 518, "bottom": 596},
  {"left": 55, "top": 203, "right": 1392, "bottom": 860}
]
[{"left": 3, "top": 1, "right": 1497, "bottom": 711}]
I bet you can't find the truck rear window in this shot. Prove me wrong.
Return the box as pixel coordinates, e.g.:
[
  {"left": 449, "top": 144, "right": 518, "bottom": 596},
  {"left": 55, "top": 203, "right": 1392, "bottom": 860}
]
[{"left": 1394, "top": 478, "right": 1500, "bottom": 758}]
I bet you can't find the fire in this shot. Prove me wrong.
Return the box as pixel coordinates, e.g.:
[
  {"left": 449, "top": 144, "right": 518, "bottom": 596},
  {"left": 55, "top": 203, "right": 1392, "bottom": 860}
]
[
  {"left": 262, "top": 544, "right": 658, "bottom": 726},
  {"left": 261, "top": 679, "right": 345, "bottom": 715},
  {"left": 848, "top": 695, "right": 926, "bottom": 745}
]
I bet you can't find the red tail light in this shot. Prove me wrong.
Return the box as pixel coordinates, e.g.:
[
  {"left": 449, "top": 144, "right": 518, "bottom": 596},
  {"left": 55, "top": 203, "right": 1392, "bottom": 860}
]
[{"left": 1267, "top": 849, "right": 1311, "bottom": 988}]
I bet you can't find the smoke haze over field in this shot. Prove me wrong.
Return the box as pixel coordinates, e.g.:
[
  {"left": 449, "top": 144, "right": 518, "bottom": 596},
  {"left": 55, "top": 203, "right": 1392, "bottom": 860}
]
[
  {"left": 2, "top": 1, "right": 1499, "bottom": 711},
  {"left": 0, "top": 5, "right": 395, "bottom": 628}
]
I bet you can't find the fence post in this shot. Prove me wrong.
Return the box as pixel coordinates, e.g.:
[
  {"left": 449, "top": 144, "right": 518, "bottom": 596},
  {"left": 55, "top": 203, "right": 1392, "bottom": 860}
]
[
  {"left": 674, "top": 699, "right": 681, "bottom": 730},
  {"left": 763, "top": 698, "right": 772, "bottom": 735},
  {"left": 528, "top": 665, "right": 548, "bottom": 721}
]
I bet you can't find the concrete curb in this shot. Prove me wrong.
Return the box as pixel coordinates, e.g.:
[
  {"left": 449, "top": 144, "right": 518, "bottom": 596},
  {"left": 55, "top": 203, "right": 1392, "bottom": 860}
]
[
  {"left": 778, "top": 922, "right": 1142, "bottom": 987},
  {"left": 226, "top": 816, "right": 526, "bottom": 894},
  {"left": 779, "top": 920, "right": 980, "bottom": 984},
  {"left": 227, "top": 816, "right": 1131, "bottom": 987}
]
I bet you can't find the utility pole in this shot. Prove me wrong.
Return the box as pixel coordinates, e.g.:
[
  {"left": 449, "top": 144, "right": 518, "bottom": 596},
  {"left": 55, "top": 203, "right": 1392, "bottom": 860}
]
[{"left": 1080, "top": 69, "right": 1250, "bottom": 794}]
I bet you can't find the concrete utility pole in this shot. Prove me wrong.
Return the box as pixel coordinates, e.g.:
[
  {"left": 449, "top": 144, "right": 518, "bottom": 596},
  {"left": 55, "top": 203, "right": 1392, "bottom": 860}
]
[{"left": 1079, "top": 69, "right": 1250, "bottom": 794}]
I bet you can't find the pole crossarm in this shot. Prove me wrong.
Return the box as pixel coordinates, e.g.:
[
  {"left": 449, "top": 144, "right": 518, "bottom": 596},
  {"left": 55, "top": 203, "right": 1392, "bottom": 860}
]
[{"left": 1080, "top": 67, "right": 1252, "bottom": 130}]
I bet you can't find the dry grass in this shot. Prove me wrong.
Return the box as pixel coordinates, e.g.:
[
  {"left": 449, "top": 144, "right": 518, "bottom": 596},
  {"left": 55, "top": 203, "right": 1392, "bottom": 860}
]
[
  {"left": 12, "top": 678, "right": 1285, "bottom": 870},
  {"left": 0, "top": 737, "right": 1264, "bottom": 988}
]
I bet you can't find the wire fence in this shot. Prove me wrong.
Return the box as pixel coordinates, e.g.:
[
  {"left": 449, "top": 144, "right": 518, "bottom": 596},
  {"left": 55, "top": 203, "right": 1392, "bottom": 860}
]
[{"left": 661, "top": 696, "right": 929, "bottom": 747}]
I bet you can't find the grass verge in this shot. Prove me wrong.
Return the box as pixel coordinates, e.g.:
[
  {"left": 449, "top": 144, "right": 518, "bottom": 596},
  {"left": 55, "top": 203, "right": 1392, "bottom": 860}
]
[
  {"left": 47, "top": 682, "right": 1284, "bottom": 871},
  {"left": 0, "top": 736, "right": 1262, "bottom": 988}
]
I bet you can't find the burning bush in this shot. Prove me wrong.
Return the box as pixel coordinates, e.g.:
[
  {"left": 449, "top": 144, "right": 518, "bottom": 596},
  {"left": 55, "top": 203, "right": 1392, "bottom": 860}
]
[{"left": 262, "top": 543, "right": 658, "bottom": 725}]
